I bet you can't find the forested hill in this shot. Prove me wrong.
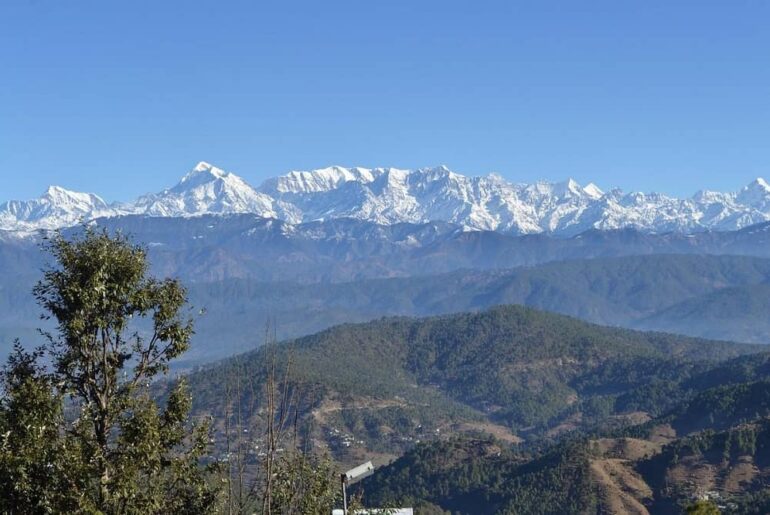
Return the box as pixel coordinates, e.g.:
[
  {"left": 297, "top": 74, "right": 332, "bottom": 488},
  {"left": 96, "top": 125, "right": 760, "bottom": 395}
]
[
  {"left": 186, "top": 305, "right": 763, "bottom": 466},
  {"left": 358, "top": 354, "right": 770, "bottom": 514}
]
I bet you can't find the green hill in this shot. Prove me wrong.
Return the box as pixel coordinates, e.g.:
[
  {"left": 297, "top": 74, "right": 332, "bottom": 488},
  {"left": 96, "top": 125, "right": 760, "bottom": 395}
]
[
  {"left": 357, "top": 436, "right": 599, "bottom": 515},
  {"left": 356, "top": 352, "right": 770, "bottom": 514},
  {"left": 186, "top": 305, "right": 761, "bottom": 466}
]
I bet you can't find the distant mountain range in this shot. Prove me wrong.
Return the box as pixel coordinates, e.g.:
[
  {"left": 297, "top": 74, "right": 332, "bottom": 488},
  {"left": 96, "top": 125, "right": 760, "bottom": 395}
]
[
  {"left": 3, "top": 213, "right": 770, "bottom": 285},
  {"left": 3, "top": 247, "right": 770, "bottom": 363},
  {"left": 4, "top": 161, "right": 770, "bottom": 365},
  {"left": 2, "top": 161, "right": 770, "bottom": 235}
]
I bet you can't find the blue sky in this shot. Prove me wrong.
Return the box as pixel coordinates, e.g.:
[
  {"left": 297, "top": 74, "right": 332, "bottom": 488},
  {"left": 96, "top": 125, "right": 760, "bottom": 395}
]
[{"left": 2, "top": 0, "right": 769, "bottom": 201}]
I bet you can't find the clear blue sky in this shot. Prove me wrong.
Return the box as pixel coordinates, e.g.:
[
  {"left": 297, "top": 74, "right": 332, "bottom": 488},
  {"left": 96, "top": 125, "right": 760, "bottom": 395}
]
[{"left": 2, "top": 0, "right": 769, "bottom": 202}]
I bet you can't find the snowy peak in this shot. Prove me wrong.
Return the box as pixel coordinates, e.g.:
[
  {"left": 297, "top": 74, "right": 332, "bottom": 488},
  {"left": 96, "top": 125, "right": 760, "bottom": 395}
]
[
  {"left": 173, "top": 161, "right": 250, "bottom": 194},
  {"left": 737, "top": 177, "right": 770, "bottom": 207},
  {"left": 137, "top": 162, "right": 290, "bottom": 219},
  {"left": 583, "top": 183, "right": 604, "bottom": 199},
  {"left": 192, "top": 161, "right": 223, "bottom": 175},
  {"left": 41, "top": 186, "right": 107, "bottom": 207},
  {"left": 0, "top": 186, "right": 116, "bottom": 232},
  {"left": 545, "top": 179, "right": 604, "bottom": 201},
  {"left": 179, "top": 161, "right": 229, "bottom": 184},
  {"left": 2, "top": 163, "right": 770, "bottom": 237},
  {"left": 260, "top": 166, "right": 383, "bottom": 196},
  {"left": 551, "top": 178, "right": 587, "bottom": 199},
  {"left": 38, "top": 186, "right": 112, "bottom": 222},
  {"left": 255, "top": 167, "right": 770, "bottom": 234},
  {"left": 750, "top": 177, "right": 770, "bottom": 190}
]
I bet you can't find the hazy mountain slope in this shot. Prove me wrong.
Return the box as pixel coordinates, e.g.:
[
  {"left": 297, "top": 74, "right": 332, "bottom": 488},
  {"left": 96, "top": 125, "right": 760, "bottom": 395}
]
[
  {"left": 73, "top": 216, "right": 770, "bottom": 282},
  {"left": 635, "top": 283, "right": 770, "bottom": 343},
  {"left": 182, "top": 254, "right": 770, "bottom": 359},
  {"left": 464, "top": 254, "right": 770, "bottom": 325},
  {"left": 4, "top": 214, "right": 770, "bottom": 284},
  {"left": 4, "top": 252, "right": 770, "bottom": 363}
]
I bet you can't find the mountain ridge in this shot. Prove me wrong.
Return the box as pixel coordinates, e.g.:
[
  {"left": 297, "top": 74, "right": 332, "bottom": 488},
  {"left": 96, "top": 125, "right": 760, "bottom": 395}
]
[{"left": 2, "top": 161, "right": 770, "bottom": 235}]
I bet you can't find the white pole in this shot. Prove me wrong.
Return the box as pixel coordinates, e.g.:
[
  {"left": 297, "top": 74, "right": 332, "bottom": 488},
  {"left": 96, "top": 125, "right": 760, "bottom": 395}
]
[{"left": 342, "top": 477, "right": 348, "bottom": 515}]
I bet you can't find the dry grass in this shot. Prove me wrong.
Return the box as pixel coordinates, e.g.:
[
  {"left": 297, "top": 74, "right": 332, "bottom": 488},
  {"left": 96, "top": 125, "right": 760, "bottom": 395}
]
[
  {"left": 590, "top": 458, "right": 653, "bottom": 515},
  {"left": 722, "top": 456, "right": 759, "bottom": 493},
  {"left": 454, "top": 421, "right": 523, "bottom": 444},
  {"left": 593, "top": 437, "right": 662, "bottom": 461}
]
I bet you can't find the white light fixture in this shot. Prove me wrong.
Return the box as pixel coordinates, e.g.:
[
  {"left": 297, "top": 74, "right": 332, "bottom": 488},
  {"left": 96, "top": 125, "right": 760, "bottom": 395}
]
[{"left": 340, "top": 461, "right": 374, "bottom": 514}]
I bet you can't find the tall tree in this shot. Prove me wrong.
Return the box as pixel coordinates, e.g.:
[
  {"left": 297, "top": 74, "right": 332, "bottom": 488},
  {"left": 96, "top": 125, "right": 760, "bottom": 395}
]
[
  {"left": 0, "top": 227, "right": 221, "bottom": 513},
  {"left": 0, "top": 343, "right": 74, "bottom": 513}
]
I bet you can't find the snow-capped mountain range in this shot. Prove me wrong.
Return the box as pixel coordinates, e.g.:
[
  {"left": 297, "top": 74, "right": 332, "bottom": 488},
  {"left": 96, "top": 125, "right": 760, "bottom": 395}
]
[{"left": 2, "top": 161, "right": 770, "bottom": 236}]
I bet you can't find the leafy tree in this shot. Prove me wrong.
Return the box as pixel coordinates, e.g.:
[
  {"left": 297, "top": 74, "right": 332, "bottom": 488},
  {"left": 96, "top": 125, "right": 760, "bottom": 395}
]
[
  {"left": 0, "top": 343, "right": 77, "bottom": 513},
  {"left": 0, "top": 227, "right": 222, "bottom": 513},
  {"left": 267, "top": 452, "right": 340, "bottom": 514},
  {"left": 686, "top": 499, "right": 721, "bottom": 514}
]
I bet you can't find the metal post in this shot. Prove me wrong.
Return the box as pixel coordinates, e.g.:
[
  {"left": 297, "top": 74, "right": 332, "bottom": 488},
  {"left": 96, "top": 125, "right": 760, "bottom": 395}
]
[{"left": 342, "top": 476, "right": 348, "bottom": 515}]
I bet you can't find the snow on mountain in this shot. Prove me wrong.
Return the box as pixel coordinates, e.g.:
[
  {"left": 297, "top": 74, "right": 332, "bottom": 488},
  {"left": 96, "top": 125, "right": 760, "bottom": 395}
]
[
  {"left": 260, "top": 166, "right": 770, "bottom": 234},
  {"left": 260, "top": 165, "right": 383, "bottom": 195},
  {"left": 133, "top": 161, "right": 301, "bottom": 221},
  {"left": 583, "top": 183, "right": 604, "bottom": 199},
  {"left": 262, "top": 166, "right": 770, "bottom": 235},
  {"left": 260, "top": 166, "right": 530, "bottom": 232},
  {"left": 736, "top": 178, "right": 770, "bottom": 211},
  {"left": 2, "top": 161, "right": 770, "bottom": 236},
  {"left": 0, "top": 186, "right": 119, "bottom": 232}
]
